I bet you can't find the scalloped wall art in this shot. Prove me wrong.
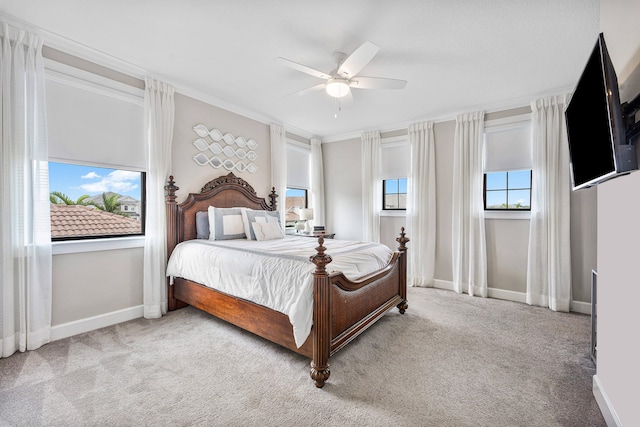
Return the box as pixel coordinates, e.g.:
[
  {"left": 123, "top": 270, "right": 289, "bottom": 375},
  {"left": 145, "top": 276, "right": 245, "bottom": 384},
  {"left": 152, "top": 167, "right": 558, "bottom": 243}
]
[{"left": 191, "top": 124, "right": 258, "bottom": 173}]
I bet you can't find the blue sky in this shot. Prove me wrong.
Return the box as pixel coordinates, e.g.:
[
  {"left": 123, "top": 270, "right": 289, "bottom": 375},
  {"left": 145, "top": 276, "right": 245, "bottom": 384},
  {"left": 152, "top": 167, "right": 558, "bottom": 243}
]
[
  {"left": 486, "top": 170, "right": 531, "bottom": 207},
  {"left": 49, "top": 162, "right": 142, "bottom": 201}
]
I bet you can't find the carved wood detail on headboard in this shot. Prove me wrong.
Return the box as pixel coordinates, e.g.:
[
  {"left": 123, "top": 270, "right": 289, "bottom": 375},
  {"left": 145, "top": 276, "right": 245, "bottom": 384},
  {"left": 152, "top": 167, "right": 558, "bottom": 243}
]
[{"left": 199, "top": 172, "right": 278, "bottom": 211}]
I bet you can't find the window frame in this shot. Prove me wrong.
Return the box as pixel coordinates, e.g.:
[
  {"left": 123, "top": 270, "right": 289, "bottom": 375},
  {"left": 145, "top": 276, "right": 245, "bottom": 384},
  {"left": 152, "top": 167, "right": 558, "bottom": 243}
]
[
  {"left": 49, "top": 163, "right": 147, "bottom": 242},
  {"left": 382, "top": 178, "right": 407, "bottom": 211},
  {"left": 483, "top": 170, "right": 532, "bottom": 211},
  {"left": 285, "top": 187, "right": 309, "bottom": 209}
]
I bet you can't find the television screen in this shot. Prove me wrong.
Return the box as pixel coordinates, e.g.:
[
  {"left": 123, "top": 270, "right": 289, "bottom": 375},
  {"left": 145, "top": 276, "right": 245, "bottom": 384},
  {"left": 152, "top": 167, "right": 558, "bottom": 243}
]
[{"left": 565, "top": 33, "right": 635, "bottom": 190}]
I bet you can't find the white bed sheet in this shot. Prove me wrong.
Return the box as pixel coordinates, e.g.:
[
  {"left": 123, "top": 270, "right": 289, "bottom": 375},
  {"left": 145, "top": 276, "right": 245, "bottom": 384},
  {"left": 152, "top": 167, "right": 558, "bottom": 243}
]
[{"left": 166, "top": 235, "right": 393, "bottom": 347}]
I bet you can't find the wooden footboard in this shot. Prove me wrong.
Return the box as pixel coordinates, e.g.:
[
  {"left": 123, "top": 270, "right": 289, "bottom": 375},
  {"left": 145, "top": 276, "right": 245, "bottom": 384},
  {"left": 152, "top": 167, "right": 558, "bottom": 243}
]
[{"left": 309, "top": 230, "right": 409, "bottom": 387}]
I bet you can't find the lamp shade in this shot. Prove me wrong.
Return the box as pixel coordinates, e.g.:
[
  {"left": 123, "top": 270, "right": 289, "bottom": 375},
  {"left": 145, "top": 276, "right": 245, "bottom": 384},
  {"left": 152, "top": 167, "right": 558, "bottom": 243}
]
[
  {"left": 325, "top": 78, "right": 350, "bottom": 98},
  {"left": 299, "top": 208, "right": 314, "bottom": 221}
]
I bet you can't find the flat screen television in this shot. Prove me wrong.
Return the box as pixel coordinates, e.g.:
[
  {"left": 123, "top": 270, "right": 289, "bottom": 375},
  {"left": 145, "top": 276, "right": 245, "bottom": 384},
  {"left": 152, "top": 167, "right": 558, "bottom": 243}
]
[{"left": 565, "top": 33, "right": 637, "bottom": 190}]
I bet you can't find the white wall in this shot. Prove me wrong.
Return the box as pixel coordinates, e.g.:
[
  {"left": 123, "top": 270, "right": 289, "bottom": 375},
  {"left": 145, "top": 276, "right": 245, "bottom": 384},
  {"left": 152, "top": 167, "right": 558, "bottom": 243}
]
[
  {"left": 595, "top": 1, "right": 640, "bottom": 425},
  {"left": 322, "top": 108, "right": 597, "bottom": 309},
  {"left": 322, "top": 137, "right": 363, "bottom": 241},
  {"left": 52, "top": 248, "right": 143, "bottom": 325},
  {"left": 171, "top": 93, "right": 272, "bottom": 204}
]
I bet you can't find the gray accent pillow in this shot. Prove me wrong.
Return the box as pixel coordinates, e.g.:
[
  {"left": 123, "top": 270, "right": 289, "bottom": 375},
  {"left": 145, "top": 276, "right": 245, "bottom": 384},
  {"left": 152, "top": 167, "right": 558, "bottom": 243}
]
[{"left": 196, "top": 211, "right": 210, "bottom": 239}]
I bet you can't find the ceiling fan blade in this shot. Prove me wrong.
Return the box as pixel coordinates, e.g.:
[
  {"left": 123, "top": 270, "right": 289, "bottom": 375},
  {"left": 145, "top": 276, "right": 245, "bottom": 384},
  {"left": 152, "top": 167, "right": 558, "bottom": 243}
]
[
  {"left": 349, "top": 76, "right": 407, "bottom": 90},
  {"left": 287, "top": 83, "right": 326, "bottom": 97},
  {"left": 276, "top": 57, "right": 332, "bottom": 80},
  {"left": 337, "top": 41, "right": 380, "bottom": 78}
]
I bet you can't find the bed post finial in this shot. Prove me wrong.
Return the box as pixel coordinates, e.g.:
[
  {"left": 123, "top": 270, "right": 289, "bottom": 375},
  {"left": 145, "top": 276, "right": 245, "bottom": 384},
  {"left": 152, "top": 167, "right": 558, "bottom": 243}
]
[
  {"left": 165, "top": 175, "right": 179, "bottom": 203},
  {"left": 310, "top": 237, "right": 332, "bottom": 273},
  {"left": 269, "top": 187, "right": 278, "bottom": 211},
  {"left": 396, "top": 227, "right": 410, "bottom": 252},
  {"left": 309, "top": 237, "right": 332, "bottom": 387}
]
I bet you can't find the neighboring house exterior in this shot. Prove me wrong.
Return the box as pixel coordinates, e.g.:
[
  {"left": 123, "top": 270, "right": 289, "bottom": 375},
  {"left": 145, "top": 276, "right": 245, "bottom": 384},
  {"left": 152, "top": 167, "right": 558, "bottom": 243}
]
[
  {"left": 50, "top": 204, "right": 141, "bottom": 238},
  {"left": 85, "top": 192, "right": 142, "bottom": 220}
]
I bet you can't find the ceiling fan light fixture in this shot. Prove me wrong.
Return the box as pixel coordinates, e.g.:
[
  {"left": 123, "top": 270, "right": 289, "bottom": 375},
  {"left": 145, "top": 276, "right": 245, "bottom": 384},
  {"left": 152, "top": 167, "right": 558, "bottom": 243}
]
[{"left": 325, "top": 78, "right": 350, "bottom": 98}]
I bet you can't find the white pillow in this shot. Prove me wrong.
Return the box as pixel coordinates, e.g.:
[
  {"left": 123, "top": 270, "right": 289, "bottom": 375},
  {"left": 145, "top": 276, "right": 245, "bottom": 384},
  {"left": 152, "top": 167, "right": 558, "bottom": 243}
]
[
  {"left": 251, "top": 221, "right": 284, "bottom": 241},
  {"left": 208, "top": 206, "right": 246, "bottom": 240},
  {"left": 241, "top": 209, "right": 281, "bottom": 240}
]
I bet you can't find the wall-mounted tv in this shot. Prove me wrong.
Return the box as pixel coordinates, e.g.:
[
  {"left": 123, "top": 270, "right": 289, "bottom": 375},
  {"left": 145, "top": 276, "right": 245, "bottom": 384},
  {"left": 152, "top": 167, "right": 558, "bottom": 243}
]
[{"left": 565, "top": 33, "right": 638, "bottom": 190}]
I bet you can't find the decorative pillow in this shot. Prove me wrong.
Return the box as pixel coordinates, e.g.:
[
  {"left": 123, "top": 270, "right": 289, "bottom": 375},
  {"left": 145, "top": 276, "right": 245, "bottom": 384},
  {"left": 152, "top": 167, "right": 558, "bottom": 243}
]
[
  {"left": 195, "top": 211, "right": 210, "bottom": 239},
  {"left": 251, "top": 221, "right": 284, "bottom": 241},
  {"left": 208, "top": 206, "right": 246, "bottom": 240},
  {"left": 241, "top": 209, "right": 281, "bottom": 240}
]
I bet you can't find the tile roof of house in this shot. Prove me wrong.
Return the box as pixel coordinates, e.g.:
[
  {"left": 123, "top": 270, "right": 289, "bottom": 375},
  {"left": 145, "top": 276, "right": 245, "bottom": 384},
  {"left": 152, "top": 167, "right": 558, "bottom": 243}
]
[{"left": 50, "top": 204, "right": 141, "bottom": 238}]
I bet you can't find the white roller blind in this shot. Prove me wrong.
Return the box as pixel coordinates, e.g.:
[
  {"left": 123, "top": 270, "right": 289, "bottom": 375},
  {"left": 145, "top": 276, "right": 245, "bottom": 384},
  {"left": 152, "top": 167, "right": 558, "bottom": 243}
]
[
  {"left": 286, "top": 144, "right": 311, "bottom": 189},
  {"left": 381, "top": 140, "right": 409, "bottom": 179},
  {"left": 46, "top": 67, "right": 145, "bottom": 170},
  {"left": 484, "top": 123, "right": 532, "bottom": 172}
]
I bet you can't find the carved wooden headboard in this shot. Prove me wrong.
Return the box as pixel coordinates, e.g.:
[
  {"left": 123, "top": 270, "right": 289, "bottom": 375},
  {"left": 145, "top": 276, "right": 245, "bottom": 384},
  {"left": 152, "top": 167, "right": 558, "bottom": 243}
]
[{"left": 165, "top": 172, "right": 278, "bottom": 254}]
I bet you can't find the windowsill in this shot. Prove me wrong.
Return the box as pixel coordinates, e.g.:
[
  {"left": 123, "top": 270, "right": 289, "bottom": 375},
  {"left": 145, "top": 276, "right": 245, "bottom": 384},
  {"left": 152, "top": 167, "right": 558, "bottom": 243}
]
[
  {"left": 380, "top": 210, "right": 406, "bottom": 217},
  {"left": 52, "top": 236, "right": 145, "bottom": 255},
  {"left": 484, "top": 211, "right": 531, "bottom": 220}
]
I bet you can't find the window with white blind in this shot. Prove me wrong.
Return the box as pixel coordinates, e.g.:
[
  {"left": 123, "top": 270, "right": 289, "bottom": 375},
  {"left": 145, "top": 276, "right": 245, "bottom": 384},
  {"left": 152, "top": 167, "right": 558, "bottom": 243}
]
[
  {"left": 45, "top": 60, "right": 146, "bottom": 242},
  {"left": 381, "top": 138, "right": 409, "bottom": 211},
  {"left": 483, "top": 116, "right": 532, "bottom": 212}
]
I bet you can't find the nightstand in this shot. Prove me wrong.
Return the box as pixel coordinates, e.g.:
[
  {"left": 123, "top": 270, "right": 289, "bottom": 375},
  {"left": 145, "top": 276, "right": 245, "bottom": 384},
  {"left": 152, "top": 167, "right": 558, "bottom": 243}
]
[{"left": 296, "top": 231, "right": 335, "bottom": 239}]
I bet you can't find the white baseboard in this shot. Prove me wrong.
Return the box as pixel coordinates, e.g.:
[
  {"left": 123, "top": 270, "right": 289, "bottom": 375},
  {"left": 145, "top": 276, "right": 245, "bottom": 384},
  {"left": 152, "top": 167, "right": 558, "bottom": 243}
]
[
  {"left": 570, "top": 300, "right": 591, "bottom": 315},
  {"left": 427, "top": 279, "right": 590, "bottom": 314},
  {"left": 50, "top": 305, "right": 144, "bottom": 342},
  {"left": 432, "top": 279, "right": 455, "bottom": 291},
  {"left": 593, "top": 375, "right": 622, "bottom": 426}
]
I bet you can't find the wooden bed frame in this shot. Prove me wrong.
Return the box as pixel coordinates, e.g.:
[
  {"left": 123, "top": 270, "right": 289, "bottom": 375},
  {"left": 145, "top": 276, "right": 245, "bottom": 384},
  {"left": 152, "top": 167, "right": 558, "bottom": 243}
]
[{"left": 165, "top": 172, "right": 409, "bottom": 387}]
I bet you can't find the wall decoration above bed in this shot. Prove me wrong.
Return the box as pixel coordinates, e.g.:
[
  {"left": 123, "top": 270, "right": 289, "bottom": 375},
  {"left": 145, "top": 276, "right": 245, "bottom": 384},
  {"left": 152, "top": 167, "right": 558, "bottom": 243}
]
[{"left": 191, "top": 124, "right": 258, "bottom": 173}]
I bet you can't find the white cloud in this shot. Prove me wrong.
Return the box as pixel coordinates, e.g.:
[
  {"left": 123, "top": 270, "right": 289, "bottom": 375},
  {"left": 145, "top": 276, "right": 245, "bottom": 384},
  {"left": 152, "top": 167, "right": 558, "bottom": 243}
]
[
  {"left": 80, "top": 170, "right": 139, "bottom": 194},
  {"left": 81, "top": 171, "right": 101, "bottom": 179}
]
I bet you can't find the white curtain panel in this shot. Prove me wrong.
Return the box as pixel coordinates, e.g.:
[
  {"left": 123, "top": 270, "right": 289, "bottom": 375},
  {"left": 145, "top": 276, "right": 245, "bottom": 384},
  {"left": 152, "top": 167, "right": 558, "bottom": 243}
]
[
  {"left": 143, "top": 78, "right": 175, "bottom": 319},
  {"left": 526, "top": 95, "right": 572, "bottom": 311},
  {"left": 407, "top": 121, "right": 436, "bottom": 287},
  {"left": 310, "top": 138, "right": 326, "bottom": 227},
  {"left": 361, "top": 131, "right": 381, "bottom": 242},
  {"left": 452, "top": 112, "right": 488, "bottom": 297},
  {"left": 0, "top": 23, "right": 52, "bottom": 357},
  {"left": 270, "top": 124, "right": 287, "bottom": 227}
]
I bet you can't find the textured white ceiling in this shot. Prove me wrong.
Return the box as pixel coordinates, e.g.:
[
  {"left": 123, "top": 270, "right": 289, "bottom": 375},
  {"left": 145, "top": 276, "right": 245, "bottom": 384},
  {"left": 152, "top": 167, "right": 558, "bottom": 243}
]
[{"left": 1, "top": 0, "right": 599, "bottom": 140}]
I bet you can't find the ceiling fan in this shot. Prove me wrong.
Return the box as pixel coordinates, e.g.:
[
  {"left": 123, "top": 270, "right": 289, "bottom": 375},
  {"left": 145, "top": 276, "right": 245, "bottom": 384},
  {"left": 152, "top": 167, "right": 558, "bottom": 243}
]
[{"left": 277, "top": 41, "right": 407, "bottom": 105}]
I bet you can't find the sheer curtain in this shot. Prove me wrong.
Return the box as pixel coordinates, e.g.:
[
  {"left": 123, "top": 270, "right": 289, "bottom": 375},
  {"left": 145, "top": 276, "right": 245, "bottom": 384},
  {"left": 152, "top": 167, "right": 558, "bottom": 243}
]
[
  {"left": 310, "top": 138, "right": 326, "bottom": 227},
  {"left": 526, "top": 95, "right": 571, "bottom": 311},
  {"left": 270, "top": 124, "right": 287, "bottom": 227},
  {"left": 452, "top": 112, "right": 487, "bottom": 297},
  {"left": 361, "top": 131, "right": 381, "bottom": 242},
  {"left": 0, "top": 23, "right": 52, "bottom": 357},
  {"left": 143, "top": 78, "right": 175, "bottom": 319},
  {"left": 407, "top": 121, "right": 436, "bottom": 287}
]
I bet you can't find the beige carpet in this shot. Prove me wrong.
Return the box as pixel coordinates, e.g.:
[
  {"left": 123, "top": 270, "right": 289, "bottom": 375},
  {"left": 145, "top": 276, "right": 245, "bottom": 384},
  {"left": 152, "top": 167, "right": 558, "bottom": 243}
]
[{"left": 0, "top": 287, "right": 605, "bottom": 426}]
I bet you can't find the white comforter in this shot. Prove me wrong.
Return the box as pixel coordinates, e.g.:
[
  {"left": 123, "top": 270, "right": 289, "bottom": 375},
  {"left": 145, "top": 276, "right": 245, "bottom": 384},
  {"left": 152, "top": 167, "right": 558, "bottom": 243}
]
[{"left": 166, "top": 236, "right": 393, "bottom": 347}]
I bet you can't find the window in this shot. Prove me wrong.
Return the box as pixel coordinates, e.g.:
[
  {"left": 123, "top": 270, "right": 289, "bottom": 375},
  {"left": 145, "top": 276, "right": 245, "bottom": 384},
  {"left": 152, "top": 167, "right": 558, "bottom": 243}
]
[
  {"left": 484, "top": 170, "right": 531, "bottom": 210},
  {"left": 383, "top": 178, "right": 407, "bottom": 210},
  {"left": 45, "top": 60, "right": 145, "bottom": 242},
  {"left": 285, "top": 187, "right": 308, "bottom": 222},
  {"left": 49, "top": 162, "right": 145, "bottom": 240},
  {"left": 483, "top": 114, "right": 532, "bottom": 215}
]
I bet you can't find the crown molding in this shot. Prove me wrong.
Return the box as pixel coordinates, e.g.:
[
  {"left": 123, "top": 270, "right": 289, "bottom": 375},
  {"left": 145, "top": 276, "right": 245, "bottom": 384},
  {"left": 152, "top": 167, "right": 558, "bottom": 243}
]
[{"left": 321, "top": 85, "right": 573, "bottom": 143}]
